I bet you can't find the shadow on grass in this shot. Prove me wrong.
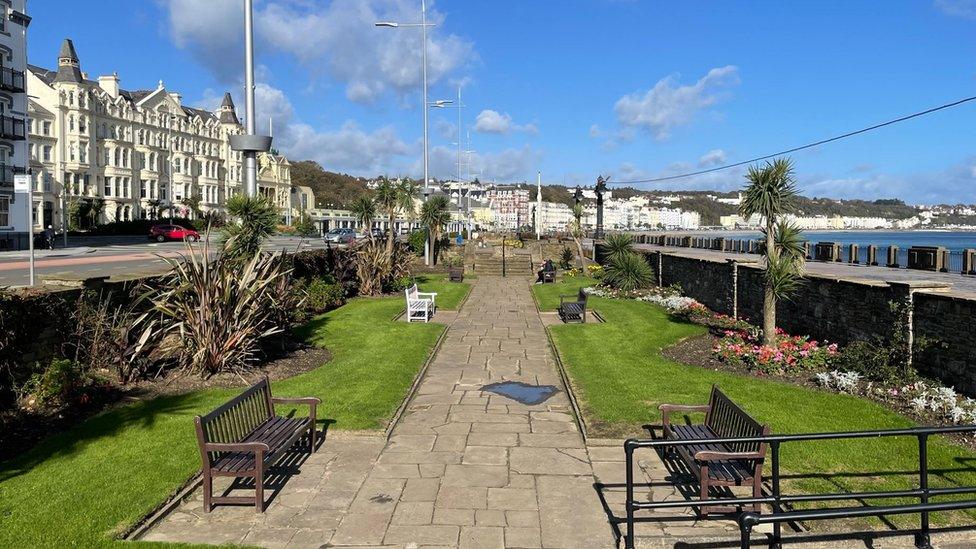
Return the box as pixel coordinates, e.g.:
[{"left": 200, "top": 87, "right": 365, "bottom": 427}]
[{"left": 0, "top": 392, "right": 203, "bottom": 483}]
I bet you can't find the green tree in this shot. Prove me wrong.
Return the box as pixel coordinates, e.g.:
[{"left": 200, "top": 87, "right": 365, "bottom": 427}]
[
  {"left": 419, "top": 195, "right": 451, "bottom": 265},
  {"left": 350, "top": 195, "right": 377, "bottom": 243},
  {"left": 182, "top": 193, "right": 203, "bottom": 220},
  {"left": 740, "top": 158, "right": 801, "bottom": 345},
  {"left": 223, "top": 194, "right": 279, "bottom": 260},
  {"left": 293, "top": 211, "right": 317, "bottom": 237},
  {"left": 375, "top": 177, "right": 417, "bottom": 254}
]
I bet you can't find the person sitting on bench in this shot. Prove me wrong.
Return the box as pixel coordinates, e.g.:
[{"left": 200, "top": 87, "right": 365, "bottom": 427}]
[{"left": 536, "top": 259, "right": 556, "bottom": 283}]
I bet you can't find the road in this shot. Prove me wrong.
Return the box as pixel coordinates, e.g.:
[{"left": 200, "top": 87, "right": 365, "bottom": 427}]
[{"left": 0, "top": 236, "right": 335, "bottom": 288}]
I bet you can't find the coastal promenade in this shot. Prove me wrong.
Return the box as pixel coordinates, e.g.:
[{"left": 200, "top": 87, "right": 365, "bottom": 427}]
[{"left": 633, "top": 243, "right": 976, "bottom": 297}]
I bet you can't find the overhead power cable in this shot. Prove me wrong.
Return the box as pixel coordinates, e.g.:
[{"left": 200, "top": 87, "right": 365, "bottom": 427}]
[{"left": 611, "top": 94, "right": 976, "bottom": 186}]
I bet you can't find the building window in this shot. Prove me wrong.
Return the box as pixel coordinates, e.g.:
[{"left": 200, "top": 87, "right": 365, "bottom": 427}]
[
  {"left": 79, "top": 116, "right": 87, "bottom": 133},
  {"left": 42, "top": 121, "right": 51, "bottom": 136},
  {"left": 140, "top": 179, "right": 147, "bottom": 198},
  {"left": 0, "top": 195, "right": 9, "bottom": 227},
  {"left": 104, "top": 177, "right": 112, "bottom": 197},
  {"left": 79, "top": 144, "right": 87, "bottom": 164},
  {"left": 42, "top": 146, "right": 51, "bottom": 162}
]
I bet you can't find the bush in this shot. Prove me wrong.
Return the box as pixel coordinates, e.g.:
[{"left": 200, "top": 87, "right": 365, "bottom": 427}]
[
  {"left": 602, "top": 233, "right": 634, "bottom": 263},
  {"left": 408, "top": 230, "right": 427, "bottom": 256},
  {"left": 559, "top": 247, "right": 574, "bottom": 270},
  {"left": 20, "top": 358, "right": 92, "bottom": 410},
  {"left": 302, "top": 276, "right": 346, "bottom": 314},
  {"left": 386, "top": 275, "right": 414, "bottom": 293},
  {"left": 834, "top": 340, "right": 915, "bottom": 384},
  {"left": 603, "top": 252, "right": 654, "bottom": 291},
  {"left": 79, "top": 217, "right": 197, "bottom": 236}
]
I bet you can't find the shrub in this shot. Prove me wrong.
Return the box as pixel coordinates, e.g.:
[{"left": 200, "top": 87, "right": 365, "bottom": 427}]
[
  {"left": 132, "top": 241, "right": 289, "bottom": 376},
  {"left": 586, "top": 264, "right": 604, "bottom": 279},
  {"left": 79, "top": 217, "right": 197, "bottom": 236},
  {"left": 559, "top": 247, "right": 574, "bottom": 269},
  {"left": 302, "top": 276, "right": 345, "bottom": 314},
  {"left": 602, "top": 233, "right": 634, "bottom": 263},
  {"left": 20, "top": 358, "right": 93, "bottom": 410},
  {"left": 68, "top": 290, "right": 146, "bottom": 383},
  {"left": 603, "top": 252, "right": 654, "bottom": 291},
  {"left": 386, "top": 276, "right": 414, "bottom": 293},
  {"left": 408, "top": 230, "right": 427, "bottom": 257}
]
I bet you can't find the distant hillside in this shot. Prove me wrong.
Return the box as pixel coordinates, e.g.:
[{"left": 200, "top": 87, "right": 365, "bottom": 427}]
[{"left": 290, "top": 161, "right": 370, "bottom": 208}]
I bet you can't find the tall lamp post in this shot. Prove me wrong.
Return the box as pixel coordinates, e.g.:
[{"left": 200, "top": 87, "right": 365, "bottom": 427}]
[
  {"left": 594, "top": 175, "right": 609, "bottom": 239},
  {"left": 230, "top": 0, "right": 272, "bottom": 197}
]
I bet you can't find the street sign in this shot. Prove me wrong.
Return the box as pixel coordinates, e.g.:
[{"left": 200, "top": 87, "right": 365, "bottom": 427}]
[{"left": 13, "top": 174, "right": 29, "bottom": 193}]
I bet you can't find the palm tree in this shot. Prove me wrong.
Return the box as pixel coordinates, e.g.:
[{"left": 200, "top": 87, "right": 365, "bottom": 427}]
[
  {"left": 739, "top": 157, "right": 801, "bottom": 345},
  {"left": 375, "top": 177, "right": 417, "bottom": 253},
  {"left": 420, "top": 195, "right": 451, "bottom": 265},
  {"left": 350, "top": 195, "right": 377, "bottom": 243},
  {"left": 224, "top": 194, "right": 279, "bottom": 260},
  {"left": 568, "top": 203, "right": 586, "bottom": 270}
]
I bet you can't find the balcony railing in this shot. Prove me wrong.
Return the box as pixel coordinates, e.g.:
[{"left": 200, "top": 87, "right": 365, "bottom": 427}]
[
  {"left": 0, "top": 67, "right": 25, "bottom": 93},
  {"left": 0, "top": 116, "right": 26, "bottom": 140}
]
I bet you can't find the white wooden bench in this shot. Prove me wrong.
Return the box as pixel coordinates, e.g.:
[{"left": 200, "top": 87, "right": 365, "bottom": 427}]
[{"left": 405, "top": 284, "right": 438, "bottom": 323}]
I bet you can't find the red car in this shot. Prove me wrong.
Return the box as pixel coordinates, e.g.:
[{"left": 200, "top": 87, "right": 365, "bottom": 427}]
[{"left": 149, "top": 224, "right": 200, "bottom": 242}]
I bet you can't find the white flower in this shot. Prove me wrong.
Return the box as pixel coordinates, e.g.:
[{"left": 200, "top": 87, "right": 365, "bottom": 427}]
[
  {"left": 950, "top": 406, "right": 967, "bottom": 424},
  {"left": 910, "top": 397, "right": 929, "bottom": 414}
]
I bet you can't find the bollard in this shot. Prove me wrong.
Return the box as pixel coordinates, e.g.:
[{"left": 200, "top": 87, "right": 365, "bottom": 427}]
[
  {"left": 867, "top": 245, "right": 878, "bottom": 266},
  {"left": 940, "top": 249, "right": 950, "bottom": 273},
  {"left": 803, "top": 242, "right": 811, "bottom": 260},
  {"left": 849, "top": 243, "right": 859, "bottom": 264},
  {"left": 963, "top": 249, "right": 976, "bottom": 275},
  {"left": 887, "top": 245, "right": 900, "bottom": 268}
]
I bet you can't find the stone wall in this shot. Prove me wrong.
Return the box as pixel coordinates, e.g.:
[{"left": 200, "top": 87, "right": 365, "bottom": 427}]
[{"left": 602, "top": 249, "right": 976, "bottom": 395}]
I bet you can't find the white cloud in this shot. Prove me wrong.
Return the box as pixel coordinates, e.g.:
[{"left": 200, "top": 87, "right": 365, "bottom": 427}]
[
  {"left": 426, "top": 144, "right": 541, "bottom": 182},
  {"left": 935, "top": 0, "right": 976, "bottom": 19},
  {"left": 588, "top": 124, "right": 603, "bottom": 138},
  {"left": 160, "top": 0, "right": 475, "bottom": 103},
  {"left": 473, "top": 109, "right": 537, "bottom": 135},
  {"left": 614, "top": 65, "right": 740, "bottom": 140},
  {"left": 801, "top": 157, "right": 976, "bottom": 203},
  {"left": 698, "top": 149, "right": 728, "bottom": 167}
]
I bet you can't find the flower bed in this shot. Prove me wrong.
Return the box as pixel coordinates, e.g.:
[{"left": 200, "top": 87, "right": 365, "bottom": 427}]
[{"left": 714, "top": 328, "right": 839, "bottom": 374}]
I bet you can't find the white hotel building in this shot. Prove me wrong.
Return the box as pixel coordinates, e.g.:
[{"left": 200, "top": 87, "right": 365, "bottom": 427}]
[
  {"left": 18, "top": 38, "right": 305, "bottom": 245},
  {"left": 0, "top": 0, "right": 30, "bottom": 249}
]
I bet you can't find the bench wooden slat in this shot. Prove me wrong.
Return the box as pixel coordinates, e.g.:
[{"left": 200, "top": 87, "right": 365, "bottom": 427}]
[
  {"left": 194, "top": 377, "right": 319, "bottom": 512},
  {"left": 660, "top": 386, "right": 769, "bottom": 516}
]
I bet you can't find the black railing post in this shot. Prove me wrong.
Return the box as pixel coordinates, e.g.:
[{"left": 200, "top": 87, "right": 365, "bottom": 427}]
[
  {"left": 625, "top": 439, "right": 635, "bottom": 549},
  {"left": 771, "top": 441, "right": 782, "bottom": 548},
  {"left": 739, "top": 512, "right": 758, "bottom": 549},
  {"left": 916, "top": 434, "right": 932, "bottom": 549}
]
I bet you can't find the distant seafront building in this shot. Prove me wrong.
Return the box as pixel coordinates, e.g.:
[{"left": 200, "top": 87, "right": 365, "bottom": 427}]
[
  {"left": 23, "top": 38, "right": 307, "bottom": 235},
  {"left": 0, "top": 0, "right": 31, "bottom": 249}
]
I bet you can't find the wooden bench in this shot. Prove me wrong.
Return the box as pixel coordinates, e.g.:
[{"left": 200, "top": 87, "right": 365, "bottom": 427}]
[
  {"left": 194, "top": 378, "right": 320, "bottom": 512},
  {"left": 541, "top": 266, "right": 556, "bottom": 283},
  {"left": 659, "top": 385, "right": 769, "bottom": 517},
  {"left": 558, "top": 289, "right": 588, "bottom": 323},
  {"left": 405, "top": 284, "right": 437, "bottom": 323},
  {"left": 449, "top": 267, "right": 464, "bottom": 282}
]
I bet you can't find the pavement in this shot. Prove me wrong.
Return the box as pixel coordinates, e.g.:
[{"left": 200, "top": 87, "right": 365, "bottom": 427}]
[
  {"left": 634, "top": 243, "right": 976, "bottom": 297},
  {"left": 0, "top": 236, "right": 333, "bottom": 287},
  {"left": 138, "top": 276, "right": 976, "bottom": 548}
]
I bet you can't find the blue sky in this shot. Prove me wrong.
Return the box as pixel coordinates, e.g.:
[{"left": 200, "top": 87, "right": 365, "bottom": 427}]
[{"left": 26, "top": 1, "right": 976, "bottom": 203}]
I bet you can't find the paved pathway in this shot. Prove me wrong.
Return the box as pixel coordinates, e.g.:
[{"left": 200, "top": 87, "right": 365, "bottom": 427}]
[{"left": 144, "top": 276, "right": 616, "bottom": 548}]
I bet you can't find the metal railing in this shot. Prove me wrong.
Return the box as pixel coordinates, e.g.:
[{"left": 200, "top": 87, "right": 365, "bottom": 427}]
[
  {"left": 0, "top": 66, "right": 25, "bottom": 92},
  {"left": 624, "top": 425, "right": 976, "bottom": 549}
]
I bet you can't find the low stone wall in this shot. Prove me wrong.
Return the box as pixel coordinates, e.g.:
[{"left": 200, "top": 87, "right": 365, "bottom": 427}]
[{"left": 619, "top": 249, "right": 976, "bottom": 395}]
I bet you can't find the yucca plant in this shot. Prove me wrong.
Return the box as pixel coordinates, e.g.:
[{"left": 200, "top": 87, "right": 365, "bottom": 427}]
[
  {"left": 223, "top": 194, "right": 279, "bottom": 261},
  {"left": 355, "top": 240, "right": 412, "bottom": 296},
  {"left": 604, "top": 251, "right": 654, "bottom": 291},
  {"left": 420, "top": 195, "right": 451, "bottom": 265},
  {"left": 350, "top": 195, "right": 377, "bottom": 243},
  {"left": 602, "top": 233, "right": 634, "bottom": 263},
  {"left": 132, "top": 238, "right": 289, "bottom": 377},
  {"left": 740, "top": 157, "right": 801, "bottom": 345}
]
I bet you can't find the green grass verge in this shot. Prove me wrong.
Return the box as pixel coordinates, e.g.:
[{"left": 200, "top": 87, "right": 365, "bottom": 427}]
[
  {"left": 0, "top": 297, "right": 444, "bottom": 548},
  {"left": 414, "top": 274, "right": 471, "bottom": 310},
  {"left": 540, "top": 290, "right": 976, "bottom": 524}
]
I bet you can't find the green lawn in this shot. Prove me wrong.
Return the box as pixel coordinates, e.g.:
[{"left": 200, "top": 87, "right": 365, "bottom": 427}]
[
  {"left": 0, "top": 297, "right": 444, "bottom": 548},
  {"left": 414, "top": 274, "right": 471, "bottom": 310},
  {"left": 539, "top": 289, "right": 976, "bottom": 523}
]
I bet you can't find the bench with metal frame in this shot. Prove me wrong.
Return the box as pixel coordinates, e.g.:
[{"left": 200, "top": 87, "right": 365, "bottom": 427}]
[
  {"left": 622, "top": 424, "right": 976, "bottom": 549},
  {"left": 558, "top": 289, "right": 588, "bottom": 323},
  {"left": 194, "top": 378, "right": 320, "bottom": 513}
]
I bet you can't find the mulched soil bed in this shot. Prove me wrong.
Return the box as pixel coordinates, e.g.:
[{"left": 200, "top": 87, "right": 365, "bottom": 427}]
[
  {"left": 0, "top": 344, "right": 331, "bottom": 463},
  {"left": 663, "top": 332, "right": 976, "bottom": 452}
]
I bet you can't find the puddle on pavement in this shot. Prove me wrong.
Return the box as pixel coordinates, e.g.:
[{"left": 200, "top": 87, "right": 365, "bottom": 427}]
[{"left": 480, "top": 381, "right": 559, "bottom": 405}]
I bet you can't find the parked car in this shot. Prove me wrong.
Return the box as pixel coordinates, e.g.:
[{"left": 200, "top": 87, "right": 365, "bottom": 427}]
[
  {"left": 324, "top": 228, "right": 357, "bottom": 244},
  {"left": 149, "top": 224, "right": 200, "bottom": 242}
]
